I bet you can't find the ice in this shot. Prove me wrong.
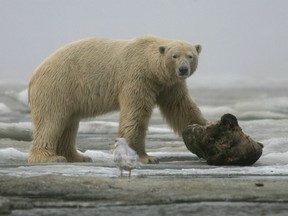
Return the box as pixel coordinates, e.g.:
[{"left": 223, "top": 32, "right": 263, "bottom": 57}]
[
  {"left": 0, "top": 165, "right": 117, "bottom": 178},
  {"left": 79, "top": 121, "right": 171, "bottom": 134},
  {"left": 0, "top": 121, "right": 170, "bottom": 136},
  {"left": 1, "top": 161, "right": 288, "bottom": 178},
  {"left": 0, "top": 148, "right": 28, "bottom": 163},
  {"left": 260, "top": 153, "right": 288, "bottom": 166},
  {"left": 0, "top": 103, "right": 10, "bottom": 114},
  {"left": 0, "top": 148, "right": 288, "bottom": 178},
  {"left": 234, "top": 97, "right": 288, "bottom": 120},
  {"left": 201, "top": 106, "right": 236, "bottom": 120},
  {"left": 17, "top": 88, "right": 29, "bottom": 106},
  {"left": 0, "top": 122, "right": 32, "bottom": 130},
  {"left": 262, "top": 137, "right": 288, "bottom": 155},
  {"left": 148, "top": 126, "right": 171, "bottom": 133},
  {"left": 0, "top": 122, "right": 33, "bottom": 141},
  {"left": 79, "top": 121, "right": 119, "bottom": 134},
  {"left": 0, "top": 82, "right": 288, "bottom": 178},
  {"left": 202, "top": 97, "right": 288, "bottom": 121},
  {"left": 259, "top": 138, "right": 288, "bottom": 165},
  {"left": 0, "top": 148, "right": 115, "bottom": 164},
  {"left": 150, "top": 151, "right": 195, "bottom": 160},
  {"left": 234, "top": 97, "right": 288, "bottom": 115},
  {"left": 83, "top": 150, "right": 113, "bottom": 162},
  {"left": 141, "top": 165, "right": 288, "bottom": 177},
  {"left": 240, "top": 119, "right": 288, "bottom": 141}
]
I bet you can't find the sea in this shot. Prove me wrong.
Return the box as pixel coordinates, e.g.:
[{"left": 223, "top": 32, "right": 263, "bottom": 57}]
[{"left": 0, "top": 80, "right": 287, "bottom": 177}]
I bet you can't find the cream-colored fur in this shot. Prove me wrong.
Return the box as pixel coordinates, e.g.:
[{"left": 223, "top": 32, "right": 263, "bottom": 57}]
[{"left": 28, "top": 35, "right": 208, "bottom": 164}]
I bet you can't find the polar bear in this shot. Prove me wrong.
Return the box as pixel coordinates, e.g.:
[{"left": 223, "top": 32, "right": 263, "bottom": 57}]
[{"left": 28, "top": 35, "right": 208, "bottom": 164}]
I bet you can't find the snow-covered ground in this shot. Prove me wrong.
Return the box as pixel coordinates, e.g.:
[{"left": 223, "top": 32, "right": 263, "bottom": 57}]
[{"left": 0, "top": 82, "right": 287, "bottom": 178}]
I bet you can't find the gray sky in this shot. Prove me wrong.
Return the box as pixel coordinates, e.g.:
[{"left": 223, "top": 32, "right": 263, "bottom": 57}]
[{"left": 1, "top": 0, "right": 288, "bottom": 84}]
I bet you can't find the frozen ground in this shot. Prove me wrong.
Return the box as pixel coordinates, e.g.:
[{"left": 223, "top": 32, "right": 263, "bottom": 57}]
[
  {"left": 0, "top": 82, "right": 288, "bottom": 215},
  {"left": 1, "top": 130, "right": 288, "bottom": 215}
]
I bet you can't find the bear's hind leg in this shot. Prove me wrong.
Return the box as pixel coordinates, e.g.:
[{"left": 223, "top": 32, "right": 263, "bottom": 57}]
[
  {"left": 28, "top": 121, "right": 67, "bottom": 163},
  {"left": 56, "top": 120, "right": 92, "bottom": 162}
]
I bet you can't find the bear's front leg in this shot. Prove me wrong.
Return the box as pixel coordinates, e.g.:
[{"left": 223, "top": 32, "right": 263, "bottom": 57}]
[
  {"left": 157, "top": 82, "right": 208, "bottom": 136},
  {"left": 118, "top": 91, "right": 159, "bottom": 164}
]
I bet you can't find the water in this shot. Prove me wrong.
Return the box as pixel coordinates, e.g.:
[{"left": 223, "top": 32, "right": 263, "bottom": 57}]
[{"left": 0, "top": 81, "right": 287, "bottom": 177}]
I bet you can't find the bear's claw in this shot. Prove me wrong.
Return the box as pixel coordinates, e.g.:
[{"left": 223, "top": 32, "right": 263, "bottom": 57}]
[
  {"left": 76, "top": 155, "right": 92, "bottom": 162},
  {"left": 63, "top": 153, "right": 92, "bottom": 162},
  {"left": 140, "top": 155, "right": 159, "bottom": 164}
]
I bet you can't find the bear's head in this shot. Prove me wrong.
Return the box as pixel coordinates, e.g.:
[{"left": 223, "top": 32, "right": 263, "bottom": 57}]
[{"left": 159, "top": 42, "right": 201, "bottom": 80}]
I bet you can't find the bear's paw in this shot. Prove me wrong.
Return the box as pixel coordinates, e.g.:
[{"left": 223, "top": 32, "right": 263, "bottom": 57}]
[
  {"left": 140, "top": 155, "right": 159, "bottom": 164},
  {"left": 28, "top": 154, "right": 67, "bottom": 163}
]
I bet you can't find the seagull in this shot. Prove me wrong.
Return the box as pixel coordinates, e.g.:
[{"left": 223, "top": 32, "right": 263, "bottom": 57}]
[{"left": 113, "top": 138, "right": 141, "bottom": 177}]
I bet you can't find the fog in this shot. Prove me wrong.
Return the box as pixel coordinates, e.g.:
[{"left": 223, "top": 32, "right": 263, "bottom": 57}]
[{"left": 1, "top": 0, "right": 288, "bottom": 84}]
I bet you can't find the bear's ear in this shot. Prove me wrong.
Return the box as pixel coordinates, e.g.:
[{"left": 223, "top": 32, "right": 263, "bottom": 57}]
[
  {"left": 159, "top": 46, "right": 166, "bottom": 54},
  {"left": 195, "top": 44, "right": 202, "bottom": 54}
]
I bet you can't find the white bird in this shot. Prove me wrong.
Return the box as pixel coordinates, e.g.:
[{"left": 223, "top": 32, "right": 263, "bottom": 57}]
[{"left": 113, "top": 138, "right": 141, "bottom": 177}]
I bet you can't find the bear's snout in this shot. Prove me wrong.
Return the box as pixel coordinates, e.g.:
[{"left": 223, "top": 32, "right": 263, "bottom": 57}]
[{"left": 178, "top": 66, "right": 190, "bottom": 77}]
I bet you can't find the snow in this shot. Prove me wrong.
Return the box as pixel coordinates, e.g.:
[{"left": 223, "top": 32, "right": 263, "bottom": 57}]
[{"left": 0, "top": 147, "right": 287, "bottom": 178}]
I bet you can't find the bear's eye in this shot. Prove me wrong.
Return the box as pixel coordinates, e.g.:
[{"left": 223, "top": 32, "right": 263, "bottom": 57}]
[
  {"left": 172, "top": 55, "right": 178, "bottom": 59},
  {"left": 188, "top": 55, "right": 193, "bottom": 59}
]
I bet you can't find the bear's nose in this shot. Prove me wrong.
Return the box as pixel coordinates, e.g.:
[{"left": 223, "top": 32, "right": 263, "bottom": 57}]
[{"left": 179, "top": 67, "right": 189, "bottom": 76}]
